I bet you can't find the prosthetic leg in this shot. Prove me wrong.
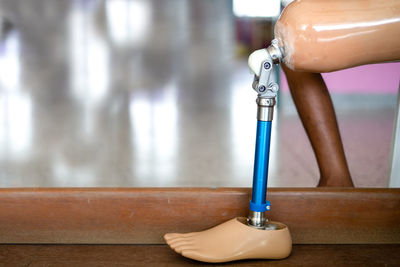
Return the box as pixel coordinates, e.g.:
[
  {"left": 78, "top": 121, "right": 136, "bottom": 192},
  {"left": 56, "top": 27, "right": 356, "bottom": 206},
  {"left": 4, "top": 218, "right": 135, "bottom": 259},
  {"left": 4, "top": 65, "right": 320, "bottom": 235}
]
[
  {"left": 247, "top": 40, "right": 283, "bottom": 230},
  {"left": 164, "top": 42, "right": 292, "bottom": 263}
]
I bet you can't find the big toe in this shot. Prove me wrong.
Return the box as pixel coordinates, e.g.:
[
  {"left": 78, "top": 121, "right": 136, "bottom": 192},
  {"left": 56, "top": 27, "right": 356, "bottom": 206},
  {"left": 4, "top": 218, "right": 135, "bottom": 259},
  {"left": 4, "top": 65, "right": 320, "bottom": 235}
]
[{"left": 164, "top": 233, "right": 179, "bottom": 241}]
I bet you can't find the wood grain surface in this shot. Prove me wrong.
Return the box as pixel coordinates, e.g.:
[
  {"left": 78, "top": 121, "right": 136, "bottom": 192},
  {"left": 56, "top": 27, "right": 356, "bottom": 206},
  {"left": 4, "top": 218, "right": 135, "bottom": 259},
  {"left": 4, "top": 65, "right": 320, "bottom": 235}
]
[
  {"left": 0, "top": 188, "right": 399, "bottom": 244},
  {"left": 1, "top": 244, "right": 399, "bottom": 266}
]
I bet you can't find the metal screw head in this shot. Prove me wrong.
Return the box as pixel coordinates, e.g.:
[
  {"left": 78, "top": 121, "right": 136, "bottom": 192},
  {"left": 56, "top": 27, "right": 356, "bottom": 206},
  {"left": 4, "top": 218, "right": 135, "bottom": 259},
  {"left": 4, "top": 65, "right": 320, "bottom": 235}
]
[
  {"left": 258, "top": 85, "right": 266, "bottom": 92},
  {"left": 263, "top": 62, "right": 271, "bottom": 69}
]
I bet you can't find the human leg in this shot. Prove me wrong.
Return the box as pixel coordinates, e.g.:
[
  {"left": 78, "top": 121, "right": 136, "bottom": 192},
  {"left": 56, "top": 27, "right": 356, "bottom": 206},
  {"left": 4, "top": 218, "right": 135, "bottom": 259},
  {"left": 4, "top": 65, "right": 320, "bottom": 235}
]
[{"left": 283, "top": 65, "right": 353, "bottom": 187}]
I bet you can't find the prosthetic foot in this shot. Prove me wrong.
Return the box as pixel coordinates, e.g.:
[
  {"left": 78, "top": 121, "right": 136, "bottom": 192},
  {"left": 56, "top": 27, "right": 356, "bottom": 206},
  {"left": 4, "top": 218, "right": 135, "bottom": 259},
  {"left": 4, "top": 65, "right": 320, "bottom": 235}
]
[
  {"left": 165, "top": 43, "right": 291, "bottom": 263},
  {"left": 164, "top": 217, "right": 291, "bottom": 263}
]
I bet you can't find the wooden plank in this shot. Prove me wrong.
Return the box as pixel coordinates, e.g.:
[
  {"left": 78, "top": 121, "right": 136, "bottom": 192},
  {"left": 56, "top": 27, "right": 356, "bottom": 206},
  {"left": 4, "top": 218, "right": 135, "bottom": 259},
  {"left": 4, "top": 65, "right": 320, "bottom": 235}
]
[
  {"left": 1, "top": 244, "right": 399, "bottom": 266},
  {"left": 0, "top": 188, "right": 399, "bottom": 244}
]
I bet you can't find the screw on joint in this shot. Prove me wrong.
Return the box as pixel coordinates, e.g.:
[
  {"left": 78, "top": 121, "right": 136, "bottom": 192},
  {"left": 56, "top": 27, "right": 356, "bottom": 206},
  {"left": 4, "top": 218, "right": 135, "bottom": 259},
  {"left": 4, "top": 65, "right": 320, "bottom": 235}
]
[
  {"left": 258, "top": 85, "right": 266, "bottom": 92},
  {"left": 263, "top": 62, "right": 271, "bottom": 70}
]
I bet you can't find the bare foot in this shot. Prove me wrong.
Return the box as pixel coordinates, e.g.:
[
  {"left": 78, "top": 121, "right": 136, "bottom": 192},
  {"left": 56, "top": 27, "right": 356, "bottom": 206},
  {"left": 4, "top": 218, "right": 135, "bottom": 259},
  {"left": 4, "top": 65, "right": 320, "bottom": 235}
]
[{"left": 164, "top": 217, "right": 292, "bottom": 263}]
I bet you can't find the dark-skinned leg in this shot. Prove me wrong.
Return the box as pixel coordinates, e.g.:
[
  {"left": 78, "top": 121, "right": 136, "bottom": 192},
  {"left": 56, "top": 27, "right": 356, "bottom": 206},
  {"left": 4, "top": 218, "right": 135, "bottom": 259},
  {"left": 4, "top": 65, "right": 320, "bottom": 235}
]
[{"left": 282, "top": 65, "right": 354, "bottom": 187}]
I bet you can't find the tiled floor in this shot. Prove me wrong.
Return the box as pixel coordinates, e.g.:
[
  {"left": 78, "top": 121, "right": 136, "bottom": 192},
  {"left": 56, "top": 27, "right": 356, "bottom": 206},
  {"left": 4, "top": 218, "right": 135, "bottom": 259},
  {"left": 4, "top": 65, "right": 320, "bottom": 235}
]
[{"left": 0, "top": 0, "right": 397, "bottom": 188}]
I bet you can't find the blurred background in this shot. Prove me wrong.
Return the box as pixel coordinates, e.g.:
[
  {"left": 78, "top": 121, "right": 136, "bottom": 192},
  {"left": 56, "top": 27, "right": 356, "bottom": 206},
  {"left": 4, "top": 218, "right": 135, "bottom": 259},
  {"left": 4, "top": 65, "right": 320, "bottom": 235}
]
[{"left": 0, "top": 0, "right": 399, "bottom": 187}]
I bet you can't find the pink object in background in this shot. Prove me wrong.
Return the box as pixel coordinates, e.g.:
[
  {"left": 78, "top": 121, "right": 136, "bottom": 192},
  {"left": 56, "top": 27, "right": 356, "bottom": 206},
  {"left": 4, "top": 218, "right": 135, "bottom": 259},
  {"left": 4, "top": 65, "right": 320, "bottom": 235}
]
[{"left": 280, "top": 62, "right": 400, "bottom": 94}]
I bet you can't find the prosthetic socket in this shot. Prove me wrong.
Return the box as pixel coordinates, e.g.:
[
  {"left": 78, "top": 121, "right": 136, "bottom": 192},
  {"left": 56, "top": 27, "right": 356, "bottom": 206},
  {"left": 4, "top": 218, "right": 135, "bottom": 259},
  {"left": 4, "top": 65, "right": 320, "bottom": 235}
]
[{"left": 275, "top": 0, "right": 400, "bottom": 72}]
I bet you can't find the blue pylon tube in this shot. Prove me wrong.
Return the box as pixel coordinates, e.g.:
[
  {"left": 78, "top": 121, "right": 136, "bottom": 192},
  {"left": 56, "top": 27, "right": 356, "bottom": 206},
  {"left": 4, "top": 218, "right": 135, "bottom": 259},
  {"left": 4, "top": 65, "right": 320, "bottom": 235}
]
[{"left": 249, "top": 120, "right": 272, "bottom": 212}]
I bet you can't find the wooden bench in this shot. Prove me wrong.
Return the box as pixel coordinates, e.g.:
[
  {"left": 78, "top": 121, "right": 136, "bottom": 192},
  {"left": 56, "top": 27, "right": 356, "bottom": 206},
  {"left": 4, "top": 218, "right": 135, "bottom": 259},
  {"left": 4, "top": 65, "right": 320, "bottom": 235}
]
[{"left": 1, "top": 188, "right": 399, "bottom": 265}]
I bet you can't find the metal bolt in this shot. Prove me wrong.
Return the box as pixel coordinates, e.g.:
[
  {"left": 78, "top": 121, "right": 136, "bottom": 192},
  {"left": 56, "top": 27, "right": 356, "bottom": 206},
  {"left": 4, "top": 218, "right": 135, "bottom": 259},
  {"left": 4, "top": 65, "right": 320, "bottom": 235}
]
[
  {"left": 258, "top": 85, "right": 266, "bottom": 92},
  {"left": 263, "top": 62, "right": 271, "bottom": 69}
]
